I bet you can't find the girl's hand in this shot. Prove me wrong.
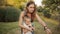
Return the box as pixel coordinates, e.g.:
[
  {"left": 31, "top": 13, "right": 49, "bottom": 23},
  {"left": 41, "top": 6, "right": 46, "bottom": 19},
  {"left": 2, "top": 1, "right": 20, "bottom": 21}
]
[{"left": 26, "top": 28, "right": 33, "bottom": 32}]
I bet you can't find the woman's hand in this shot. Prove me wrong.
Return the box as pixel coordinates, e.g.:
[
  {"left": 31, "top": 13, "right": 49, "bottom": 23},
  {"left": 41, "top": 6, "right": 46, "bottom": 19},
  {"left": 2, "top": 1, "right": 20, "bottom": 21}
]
[
  {"left": 44, "top": 27, "right": 52, "bottom": 34},
  {"left": 32, "top": 27, "right": 35, "bottom": 30},
  {"left": 45, "top": 28, "right": 52, "bottom": 34}
]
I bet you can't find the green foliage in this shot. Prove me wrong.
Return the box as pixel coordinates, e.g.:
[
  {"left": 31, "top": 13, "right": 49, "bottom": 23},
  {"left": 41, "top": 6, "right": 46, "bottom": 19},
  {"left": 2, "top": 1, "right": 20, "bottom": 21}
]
[
  {"left": 0, "top": 6, "right": 21, "bottom": 22},
  {"left": 43, "top": 9, "right": 51, "bottom": 18},
  {"left": 37, "top": 6, "right": 43, "bottom": 12},
  {"left": 6, "top": 0, "right": 28, "bottom": 8},
  {"left": 0, "top": 7, "right": 6, "bottom": 22},
  {"left": 42, "top": 0, "right": 60, "bottom": 13},
  {"left": 5, "top": 6, "right": 21, "bottom": 22},
  {"left": 19, "top": 5, "right": 25, "bottom": 11},
  {"left": 37, "top": 6, "right": 51, "bottom": 18}
]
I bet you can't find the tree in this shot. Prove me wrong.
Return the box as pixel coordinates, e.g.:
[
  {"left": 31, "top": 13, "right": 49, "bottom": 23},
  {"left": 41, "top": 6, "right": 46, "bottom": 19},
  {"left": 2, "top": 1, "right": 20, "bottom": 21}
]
[
  {"left": 37, "top": 6, "right": 43, "bottom": 12},
  {"left": 0, "top": 0, "right": 6, "bottom": 6},
  {"left": 6, "top": 0, "right": 32, "bottom": 8},
  {"left": 42, "top": 0, "right": 60, "bottom": 13}
]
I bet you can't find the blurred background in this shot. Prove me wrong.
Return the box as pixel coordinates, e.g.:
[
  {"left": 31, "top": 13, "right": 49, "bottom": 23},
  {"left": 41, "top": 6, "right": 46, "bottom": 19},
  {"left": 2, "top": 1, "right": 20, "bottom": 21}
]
[{"left": 0, "top": 0, "right": 60, "bottom": 34}]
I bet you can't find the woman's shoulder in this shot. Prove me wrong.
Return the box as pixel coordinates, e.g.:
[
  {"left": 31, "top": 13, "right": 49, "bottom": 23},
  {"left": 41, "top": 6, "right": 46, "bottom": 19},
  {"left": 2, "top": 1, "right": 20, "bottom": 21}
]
[
  {"left": 20, "top": 11, "right": 25, "bottom": 17},
  {"left": 21, "top": 11, "right": 25, "bottom": 14}
]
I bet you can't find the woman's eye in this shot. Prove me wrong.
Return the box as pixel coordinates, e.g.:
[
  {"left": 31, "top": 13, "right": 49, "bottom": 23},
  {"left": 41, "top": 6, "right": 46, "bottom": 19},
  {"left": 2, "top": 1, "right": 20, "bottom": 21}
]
[
  {"left": 30, "top": 7, "right": 34, "bottom": 8},
  {"left": 30, "top": 7, "right": 32, "bottom": 8}
]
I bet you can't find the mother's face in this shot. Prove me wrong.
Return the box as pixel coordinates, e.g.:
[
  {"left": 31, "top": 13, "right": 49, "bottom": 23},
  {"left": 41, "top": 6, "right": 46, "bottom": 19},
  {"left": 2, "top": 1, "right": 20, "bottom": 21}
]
[{"left": 27, "top": 4, "right": 35, "bottom": 13}]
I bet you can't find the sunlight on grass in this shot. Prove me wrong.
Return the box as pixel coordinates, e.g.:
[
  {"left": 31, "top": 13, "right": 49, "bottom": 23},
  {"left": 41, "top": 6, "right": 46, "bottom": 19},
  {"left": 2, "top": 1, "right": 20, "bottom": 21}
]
[{"left": 41, "top": 16, "right": 59, "bottom": 25}]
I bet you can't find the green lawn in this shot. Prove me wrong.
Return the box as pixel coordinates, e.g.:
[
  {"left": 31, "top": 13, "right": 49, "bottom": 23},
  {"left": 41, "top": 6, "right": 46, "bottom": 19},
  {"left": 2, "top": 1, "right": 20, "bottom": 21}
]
[
  {"left": 0, "top": 16, "right": 59, "bottom": 34},
  {"left": 0, "top": 22, "right": 19, "bottom": 34}
]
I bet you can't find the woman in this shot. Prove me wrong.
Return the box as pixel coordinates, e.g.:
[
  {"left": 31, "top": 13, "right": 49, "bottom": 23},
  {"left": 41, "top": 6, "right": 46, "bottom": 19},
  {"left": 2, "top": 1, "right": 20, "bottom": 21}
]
[{"left": 19, "top": 1, "right": 51, "bottom": 34}]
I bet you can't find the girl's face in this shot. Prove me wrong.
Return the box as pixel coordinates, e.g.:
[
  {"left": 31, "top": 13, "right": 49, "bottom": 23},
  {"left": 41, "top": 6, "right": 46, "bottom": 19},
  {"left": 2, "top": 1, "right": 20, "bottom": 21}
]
[
  {"left": 27, "top": 4, "right": 35, "bottom": 13},
  {"left": 24, "top": 17, "right": 31, "bottom": 24},
  {"left": 25, "top": 17, "right": 31, "bottom": 22}
]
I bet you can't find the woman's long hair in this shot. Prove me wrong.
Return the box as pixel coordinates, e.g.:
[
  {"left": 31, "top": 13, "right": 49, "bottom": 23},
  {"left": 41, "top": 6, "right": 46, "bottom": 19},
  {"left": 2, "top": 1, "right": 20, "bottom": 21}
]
[{"left": 25, "top": 1, "right": 36, "bottom": 22}]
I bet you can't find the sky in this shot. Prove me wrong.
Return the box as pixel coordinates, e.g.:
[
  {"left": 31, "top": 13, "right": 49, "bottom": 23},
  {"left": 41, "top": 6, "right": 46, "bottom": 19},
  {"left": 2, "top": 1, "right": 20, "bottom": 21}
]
[{"left": 34, "top": 0, "right": 42, "bottom": 6}]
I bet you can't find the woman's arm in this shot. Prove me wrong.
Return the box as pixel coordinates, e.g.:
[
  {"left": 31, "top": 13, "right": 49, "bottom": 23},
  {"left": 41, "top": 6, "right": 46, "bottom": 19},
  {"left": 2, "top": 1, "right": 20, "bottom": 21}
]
[
  {"left": 35, "top": 13, "right": 52, "bottom": 34},
  {"left": 19, "top": 12, "right": 26, "bottom": 29},
  {"left": 35, "top": 13, "right": 47, "bottom": 27}
]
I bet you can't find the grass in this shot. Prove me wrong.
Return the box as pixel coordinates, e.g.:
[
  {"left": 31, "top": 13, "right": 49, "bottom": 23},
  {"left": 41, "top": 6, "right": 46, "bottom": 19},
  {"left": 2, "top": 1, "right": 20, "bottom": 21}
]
[
  {"left": 0, "top": 22, "right": 19, "bottom": 34},
  {"left": 0, "top": 16, "right": 59, "bottom": 34}
]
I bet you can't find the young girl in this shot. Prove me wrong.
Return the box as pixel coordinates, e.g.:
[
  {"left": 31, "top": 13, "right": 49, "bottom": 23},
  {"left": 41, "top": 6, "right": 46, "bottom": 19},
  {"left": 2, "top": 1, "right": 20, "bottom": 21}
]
[{"left": 23, "top": 16, "right": 35, "bottom": 34}]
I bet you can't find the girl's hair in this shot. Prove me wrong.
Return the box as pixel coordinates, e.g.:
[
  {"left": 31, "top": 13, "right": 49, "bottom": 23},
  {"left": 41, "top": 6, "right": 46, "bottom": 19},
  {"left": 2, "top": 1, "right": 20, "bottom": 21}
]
[{"left": 25, "top": 1, "right": 36, "bottom": 22}]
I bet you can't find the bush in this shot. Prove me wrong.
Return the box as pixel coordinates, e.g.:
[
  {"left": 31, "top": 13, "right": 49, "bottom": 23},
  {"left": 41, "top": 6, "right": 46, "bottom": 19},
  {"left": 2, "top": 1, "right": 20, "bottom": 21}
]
[
  {"left": 0, "top": 6, "right": 21, "bottom": 22},
  {"left": 37, "top": 6, "right": 43, "bottom": 12},
  {"left": 0, "top": 7, "right": 6, "bottom": 22},
  {"left": 43, "top": 9, "right": 51, "bottom": 18}
]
